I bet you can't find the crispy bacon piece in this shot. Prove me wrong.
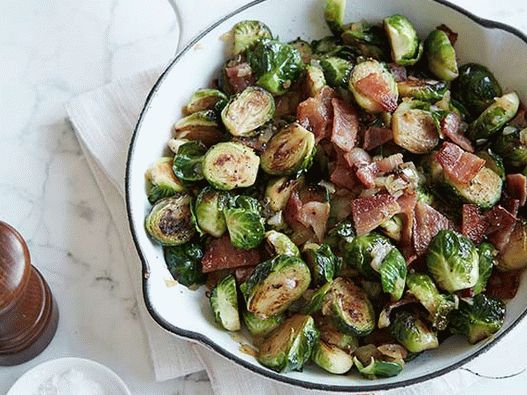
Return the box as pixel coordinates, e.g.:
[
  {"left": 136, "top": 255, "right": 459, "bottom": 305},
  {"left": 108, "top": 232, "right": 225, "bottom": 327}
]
[
  {"left": 343, "top": 147, "right": 372, "bottom": 169},
  {"left": 355, "top": 154, "right": 404, "bottom": 189},
  {"left": 297, "top": 86, "right": 336, "bottom": 142},
  {"left": 298, "top": 201, "right": 331, "bottom": 242},
  {"left": 355, "top": 73, "right": 398, "bottom": 112},
  {"left": 377, "top": 154, "right": 404, "bottom": 173},
  {"left": 397, "top": 192, "right": 418, "bottom": 260},
  {"left": 506, "top": 174, "right": 527, "bottom": 206},
  {"left": 486, "top": 205, "right": 517, "bottom": 250},
  {"left": 363, "top": 127, "right": 394, "bottom": 151},
  {"left": 202, "top": 235, "right": 261, "bottom": 273},
  {"left": 330, "top": 162, "right": 358, "bottom": 190},
  {"left": 351, "top": 193, "right": 401, "bottom": 235},
  {"left": 413, "top": 202, "right": 452, "bottom": 256},
  {"left": 388, "top": 64, "right": 407, "bottom": 82},
  {"left": 436, "top": 142, "right": 485, "bottom": 185},
  {"left": 224, "top": 62, "right": 255, "bottom": 94},
  {"left": 510, "top": 103, "right": 527, "bottom": 128},
  {"left": 486, "top": 270, "right": 521, "bottom": 300},
  {"left": 440, "top": 113, "right": 474, "bottom": 153},
  {"left": 284, "top": 190, "right": 303, "bottom": 229},
  {"left": 234, "top": 266, "right": 256, "bottom": 283},
  {"left": 331, "top": 98, "right": 359, "bottom": 152},
  {"left": 275, "top": 90, "right": 303, "bottom": 117},
  {"left": 461, "top": 204, "right": 488, "bottom": 244}
]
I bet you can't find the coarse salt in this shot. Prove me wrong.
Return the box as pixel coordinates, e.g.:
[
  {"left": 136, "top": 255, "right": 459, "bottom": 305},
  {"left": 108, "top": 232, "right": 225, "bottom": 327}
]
[{"left": 36, "top": 368, "right": 107, "bottom": 395}]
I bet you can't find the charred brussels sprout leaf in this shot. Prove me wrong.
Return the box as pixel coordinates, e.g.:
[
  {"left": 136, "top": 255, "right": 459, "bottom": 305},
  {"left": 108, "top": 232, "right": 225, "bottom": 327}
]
[
  {"left": 320, "top": 57, "right": 352, "bottom": 87},
  {"left": 202, "top": 142, "right": 260, "bottom": 190},
  {"left": 145, "top": 157, "right": 185, "bottom": 204},
  {"left": 289, "top": 38, "right": 313, "bottom": 64},
  {"left": 265, "top": 230, "right": 300, "bottom": 257},
  {"left": 397, "top": 78, "right": 448, "bottom": 102},
  {"left": 390, "top": 311, "right": 439, "bottom": 352},
  {"left": 353, "top": 344, "right": 405, "bottom": 379},
  {"left": 172, "top": 141, "right": 207, "bottom": 182},
  {"left": 426, "top": 230, "right": 479, "bottom": 293},
  {"left": 383, "top": 15, "right": 423, "bottom": 66},
  {"left": 301, "top": 281, "right": 333, "bottom": 315},
  {"left": 257, "top": 314, "right": 319, "bottom": 372},
  {"left": 185, "top": 89, "right": 228, "bottom": 114},
  {"left": 341, "top": 22, "right": 389, "bottom": 60},
  {"left": 324, "top": 0, "right": 346, "bottom": 36},
  {"left": 452, "top": 63, "right": 502, "bottom": 117},
  {"left": 221, "top": 86, "right": 275, "bottom": 137},
  {"left": 472, "top": 242, "right": 496, "bottom": 295},
  {"left": 260, "top": 123, "right": 316, "bottom": 176},
  {"left": 312, "top": 340, "right": 353, "bottom": 374},
  {"left": 241, "top": 255, "right": 311, "bottom": 318},
  {"left": 494, "top": 126, "right": 527, "bottom": 168},
  {"left": 194, "top": 187, "right": 228, "bottom": 237},
  {"left": 448, "top": 294, "right": 505, "bottom": 344},
  {"left": 468, "top": 92, "right": 520, "bottom": 142},
  {"left": 145, "top": 194, "right": 195, "bottom": 246},
  {"left": 247, "top": 39, "right": 304, "bottom": 95},
  {"left": 325, "top": 219, "right": 355, "bottom": 252},
  {"left": 425, "top": 29, "right": 459, "bottom": 81},
  {"left": 164, "top": 243, "right": 205, "bottom": 287},
  {"left": 232, "top": 20, "right": 272, "bottom": 55},
  {"left": 265, "top": 176, "right": 304, "bottom": 212},
  {"left": 243, "top": 311, "right": 284, "bottom": 337},
  {"left": 224, "top": 195, "right": 265, "bottom": 249},
  {"left": 498, "top": 221, "right": 527, "bottom": 272},
  {"left": 210, "top": 275, "right": 241, "bottom": 331},
  {"left": 304, "top": 243, "right": 341, "bottom": 286}
]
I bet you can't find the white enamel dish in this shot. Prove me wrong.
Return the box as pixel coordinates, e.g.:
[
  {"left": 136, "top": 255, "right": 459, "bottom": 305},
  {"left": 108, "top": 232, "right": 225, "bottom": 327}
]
[{"left": 125, "top": 0, "right": 527, "bottom": 391}]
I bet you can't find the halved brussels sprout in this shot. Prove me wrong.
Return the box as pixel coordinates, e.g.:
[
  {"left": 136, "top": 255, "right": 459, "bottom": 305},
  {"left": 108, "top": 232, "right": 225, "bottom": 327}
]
[
  {"left": 221, "top": 87, "right": 275, "bottom": 137},
  {"left": 348, "top": 60, "right": 399, "bottom": 113},
  {"left": 304, "top": 64, "right": 326, "bottom": 97},
  {"left": 232, "top": 20, "right": 272, "bottom": 55},
  {"left": 247, "top": 38, "right": 304, "bottom": 95},
  {"left": 312, "top": 36, "right": 341, "bottom": 56},
  {"left": 397, "top": 78, "right": 448, "bottom": 102},
  {"left": 452, "top": 63, "right": 502, "bottom": 117},
  {"left": 265, "top": 176, "right": 304, "bottom": 212},
  {"left": 406, "top": 273, "right": 457, "bottom": 330},
  {"left": 324, "top": 219, "right": 355, "bottom": 252},
  {"left": 378, "top": 248, "right": 407, "bottom": 301},
  {"left": 260, "top": 123, "right": 315, "bottom": 176},
  {"left": 390, "top": 311, "right": 439, "bottom": 352},
  {"left": 324, "top": 0, "right": 346, "bottom": 35},
  {"left": 318, "top": 320, "right": 358, "bottom": 352},
  {"left": 304, "top": 243, "right": 341, "bottom": 287},
  {"left": 164, "top": 243, "right": 205, "bottom": 287},
  {"left": 341, "top": 22, "right": 389, "bottom": 60},
  {"left": 320, "top": 57, "right": 352, "bottom": 87},
  {"left": 257, "top": 314, "right": 319, "bottom": 372},
  {"left": 145, "top": 157, "right": 185, "bottom": 204},
  {"left": 498, "top": 221, "right": 527, "bottom": 271},
  {"left": 210, "top": 274, "right": 241, "bottom": 331},
  {"left": 172, "top": 141, "right": 207, "bottom": 182},
  {"left": 383, "top": 15, "right": 423, "bottom": 66},
  {"left": 392, "top": 99, "right": 439, "bottom": 154},
  {"left": 425, "top": 29, "right": 458, "bottom": 81},
  {"left": 494, "top": 126, "right": 527, "bottom": 168},
  {"left": 301, "top": 281, "right": 333, "bottom": 315},
  {"left": 243, "top": 310, "right": 284, "bottom": 337},
  {"left": 328, "top": 277, "right": 375, "bottom": 336},
  {"left": 145, "top": 194, "right": 195, "bottom": 246},
  {"left": 312, "top": 340, "right": 353, "bottom": 374},
  {"left": 476, "top": 149, "right": 505, "bottom": 180},
  {"left": 426, "top": 230, "right": 479, "bottom": 293},
  {"left": 241, "top": 255, "right": 311, "bottom": 318},
  {"left": 174, "top": 110, "right": 223, "bottom": 145},
  {"left": 472, "top": 242, "right": 496, "bottom": 295},
  {"left": 289, "top": 39, "right": 313, "bottom": 64},
  {"left": 353, "top": 344, "right": 405, "bottom": 379},
  {"left": 202, "top": 142, "right": 260, "bottom": 190},
  {"left": 448, "top": 294, "right": 505, "bottom": 344},
  {"left": 379, "top": 214, "right": 403, "bottom": 242},
  {"left": 224, "top": 195, "right": 265, "bottom": 249},
  {"left": 468, "top": 92, "right": 520, "bottom": 142},
  {"left": 265, "top": 230, "right": 300, "bottom": 257},
  {"left": 185, "top": 89, "right": 228, "bottom": 114},
  {"left": 194, "top": 187, "right": 228, "bottom": 237}
]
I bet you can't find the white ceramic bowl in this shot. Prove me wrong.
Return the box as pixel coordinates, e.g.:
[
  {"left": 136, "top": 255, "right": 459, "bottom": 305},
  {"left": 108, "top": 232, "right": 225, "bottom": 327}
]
[{"left": 125, "top": 0, "right": 527, "bottom": 391}]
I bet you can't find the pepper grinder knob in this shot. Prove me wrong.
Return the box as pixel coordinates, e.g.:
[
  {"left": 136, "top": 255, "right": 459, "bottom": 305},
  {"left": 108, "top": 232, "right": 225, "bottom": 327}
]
[{"left": 0, "top": 221, "right": 59, "bottom": 365}]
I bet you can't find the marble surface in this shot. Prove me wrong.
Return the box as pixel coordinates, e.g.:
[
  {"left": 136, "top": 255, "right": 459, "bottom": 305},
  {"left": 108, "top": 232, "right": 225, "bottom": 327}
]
[{"left": 0, "top": 0, "right": 526, "bottom": 394}]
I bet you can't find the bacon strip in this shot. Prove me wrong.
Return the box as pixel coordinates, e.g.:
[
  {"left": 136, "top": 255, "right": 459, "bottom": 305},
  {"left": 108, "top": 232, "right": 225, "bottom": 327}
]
[
  {"left": 436, "top": 142, "right": 485, "bottom": 185},
  {"left": 486, "top": 205, "right": 517, "bottom": 250},
  {"left": 351, "top": 193, "right": 401, "bottom": 235},
  {"left": 298, "top": 201, "right": 331, "bottom": 242},
  {"left": 363, "top": 127, "right": 393, "bottom": 151},
  {"left": 461, "top": 204, "right": 488, "bottom": 244},
  {"left": 506, "top": 174, "right": 527, "bottom": 206},
  {"left": 355, "top": 73, "right": 398, "bottom": 112},
  {"left": 297, "top": 86, "right": 336, "bottom": 142},
  {"left": 343, "top": 147, "right": 372, "bottom": 169},
  {"left": 486, "top": 270, "right": 521, "bottom": 300},
  {"left": 397, "top": 192, "right": 418, "bottom": 261},
  {"left": 224, "top": 62, "right": 255, "bottom": 94},
  {"left": 202, "top": 235, "right": 260, "bottom": 273},
  {"left": 413, "top": 202, "right": 452, "bottom": 256},
  {"left": 330, "top": 98, "right": 359, "bottom": 152},
  {"left": 440, "top": 113, "right": 474, "bottom": 153}
]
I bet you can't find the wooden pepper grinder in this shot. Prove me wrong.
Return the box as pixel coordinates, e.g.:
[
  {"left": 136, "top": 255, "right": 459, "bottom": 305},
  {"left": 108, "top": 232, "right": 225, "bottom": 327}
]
[{"left": 0, "top": 221, "right": 59, "bottom": 365}]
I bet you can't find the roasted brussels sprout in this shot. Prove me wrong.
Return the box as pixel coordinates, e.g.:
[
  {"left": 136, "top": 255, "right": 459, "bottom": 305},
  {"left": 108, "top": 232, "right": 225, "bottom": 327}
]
[
  {"left": 241, "top": 255, "right": 311, "bottom": 317},
  {"left": 468, "top": 92, "right": 520, "bottom": 142},
  {"left": 304, "top": 64, "right": 326, "bottom": 97},
  {"left": 312, "top": 340, "right": 353, "bottom": 374},
  {"left": 257, "top": 314, "right": 319, "bottom": 372},
  {"left": 498, "top": 221, "right": 527, "bottom": 271},
  {"left": 452, "top": 63, "right": 502, "bottom": 116},
  {"left": 210, "top": 274, "right": 241, "bottom": 331},
  {"left": 348, "top": 60, "right": 398, "bottom": 113},
  {"left": 324, "top": 219, "right": 355, "bottom": 252},
  {"left": 392, "top": 99, "right": 439, "bottom": 154},
  {"left": 304, "top": 243, "right": 341, "bottom": 287},
  {"left": 406, "top": 273, "right": 457, "bottom": 330},
  {"left": 397, "top": 78, "right": 448, "bottom": 102},
  {"left": 172, "top": 141, "right": 207, "bottom": 182},
  {"left": 243, "top": 311, "right": 284, "bottom": 337},
  {"left": 265, "top": 230, "right": 300, "bottom": 257},
  {"left": 202, "top": 142, "right": 260, "bottom": 190},
  {"left": 312, "top": 36, "right": 341, "bottom": 56},
  {"left": 260, "top": 123, "right": 316, "bottom": 176},
  {"left": 318, "top": 320, "right": 358, "bottom": 352},
  {"left": 194, "top": 187, "right": 228, "bottom": 237},
  {"left": 390, "top": 311, "right": 439, "bottom": 352},
  {"left": 320, "top": 57, "right": 352, "bottom": 87},
  {"left": 175, "top": 109, "right": 219, "bottom": 132},
  {"left": 221, "top": 87, "right": 275, "bottom": 137},
  {"left": 224, "top": 195, "right": 265, "bottom": 249},
  {"left": 425, "top": 29, "right": 459, "bottom": 81},
  {"left": 324, "top": 0, "right": 346, "bottom": 35},
  {"left": 247, "top": 39, "right": 304, "bottom": 95},
  {"left": 353, "top": 344, "right": 405, "bottom": 379},
  {"left": 378, "top": 248, "right": 407, "bottom": 301},
  {"left": 289, "top": 38, "right": 313, "bottom": 64},
  {"left": 472, "top": 242, "right": 496, "bottom": 295},
  {"left": 383, "top": 15, "right": 423, "bottom": 66},
  {"left": 164, "top": 243, "right": 205, "bottom": 287},
  {"left": 264, "top": 176, "right": 304, "bottom": 212},
  {"left": 145, "top": 157, "right": 185, "bottom": 204},
  {"left": 145, "top": 194, "right": 195, "bottom": 246},
  {"left": 416, "top": 186, "right": 435, "bottom": 205},
  {"left": 379, "top": 214, "right": 403, "bottom": 242},
  {"left": 341, "top": 22, "right": 388, "bottom": 60},
  {"left": 301, "top": 281, "right": 333, "bottom": 315},
  {"left": 426, "top": 230, "right": 479, "bottom": 292},
  {"left": 494, "top": 126, "right": 527, "bottom": 168},
  {"left": 448, "top": 294, "right": 505, "bottom": 344},
  {"left": 185, "top": 89, "right": 228, "bottom": 114},
  {"left": 476, "top": 149, "right": 505, "bottom": 180},
  {"left": 232, "top": 20, "right": 272, "bottom": 55}
]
